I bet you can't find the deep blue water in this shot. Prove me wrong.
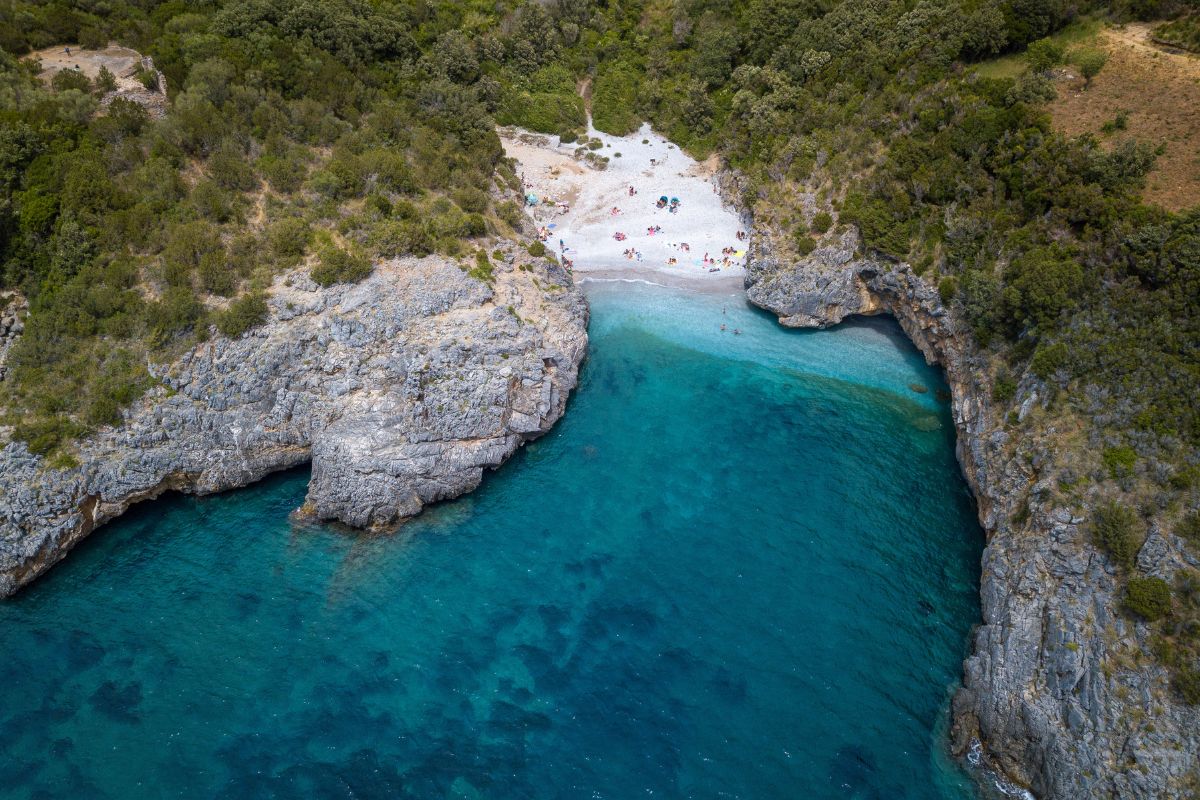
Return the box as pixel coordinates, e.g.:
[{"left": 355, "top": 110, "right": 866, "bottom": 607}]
[{"left": 0, "top": 281, "right": 983, "bottom": 800}]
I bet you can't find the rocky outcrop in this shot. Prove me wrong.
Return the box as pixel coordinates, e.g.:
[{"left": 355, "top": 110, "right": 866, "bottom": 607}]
[
  {"left": 745, "top": 228, "right": 1200, "bottom": 798},
  {"left": 0, "top": 292, "right": 27, "bottom": 383},
  {"left": 0, "top": 248, "right": 588, "bottom": 597}
]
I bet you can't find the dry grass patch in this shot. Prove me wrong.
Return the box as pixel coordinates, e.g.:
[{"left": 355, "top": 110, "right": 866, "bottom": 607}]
[{"left": 1048, "top": 23, "right": 1200, "bottom": 212}]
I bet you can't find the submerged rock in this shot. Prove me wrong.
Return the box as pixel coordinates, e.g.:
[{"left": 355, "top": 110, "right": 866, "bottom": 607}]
[{"left": 0, "top": 252, "right": 588, "bottom": 596}]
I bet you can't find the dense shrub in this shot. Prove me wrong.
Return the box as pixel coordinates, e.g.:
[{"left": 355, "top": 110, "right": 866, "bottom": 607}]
[
  {"left": 1092, "top": 501, "right": 1142, "bottom": 569},
  {"left": 1030, "top": 342, "right": 1068, "bottom": 379},
  {"left": 938, "top": 276, "right": 959, "bottom": 304},
  {"left": 311, "top": 246, "right": 372, "bottom": 287},
  {"left": 451, "top": 187, "right": 489, "bottom": 214},
  {"left": 12, "top": 418, "right": 87, "bottom": 456},
  {"left": 215, "top": 292, "right": 269, "bottom": 338},
  {"left": 495, "top": 65, "right": 585, "bottom": 134},
  {"left": 497, "top": 201, "right": 524, "bottom": 229},
  {"left": 1178, "top": 512, "right": 1200, "bottom": 546},
  {"left": 267, "top": 218, "right": 311, "bottom": 262},
  {"left": 1103, "top": 446, "right": 1138, "bottom": 479},
  {"left": 993, "top": 370, "right": 1018, "bottom": 403},
  {"left": 592, "top": 61, "right": 642, "bottom": 136},
  {"left": 1175, "top": 666, "right": 1200, "bottom": 705},
  {"left": 1125, "top": 577, "right": 1172, "bottom": 620},
  {"left": 370, "top": 220, "right": 433, "bottom": 258}
]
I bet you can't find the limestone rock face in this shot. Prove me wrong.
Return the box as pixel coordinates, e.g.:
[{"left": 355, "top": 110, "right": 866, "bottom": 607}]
[
  {"left": 0, "top": 251, "right": 588, "bottom": 597},
  {"left": 745, "top": 227, "right": 1200, "bottom": 799},
  {"left": 0, "top": 292, "right": 27, "bottom": 382}
]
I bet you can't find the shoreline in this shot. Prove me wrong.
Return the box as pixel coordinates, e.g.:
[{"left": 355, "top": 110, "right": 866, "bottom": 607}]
[
  {"left": 500, "top": 124, "right": 748, "bottom": 286},
  {"left": 575, "top": 268, "right": 745, "bottom": 296}
]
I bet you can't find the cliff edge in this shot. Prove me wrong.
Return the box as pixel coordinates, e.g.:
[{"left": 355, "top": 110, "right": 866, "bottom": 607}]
[
  {"left": 745, "top": 227, "right": 1200, "bottom": 799},
  {"left": 0, "top": 246, "right": 588, "bottom": 597}
]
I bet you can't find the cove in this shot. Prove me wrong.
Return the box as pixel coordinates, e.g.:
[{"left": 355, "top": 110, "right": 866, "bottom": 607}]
[{"left": 0, "top": 280, "right": 983, "bottom": 800}]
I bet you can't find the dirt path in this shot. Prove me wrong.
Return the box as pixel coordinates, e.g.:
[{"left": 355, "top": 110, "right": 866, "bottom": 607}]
[
  {"left": 577, "top": 76, "right": 593, "bottom": 117},
  {"left": 1104, "top": 23, "right": 1200, "bottom": 79},
  {"left": 27, "top": 44, "right": 144, "bottom": 82}
]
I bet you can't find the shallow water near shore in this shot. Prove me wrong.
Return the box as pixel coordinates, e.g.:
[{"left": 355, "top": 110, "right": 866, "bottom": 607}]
[{"left": 0, "top": 281, "right": 982, "bottom": 799}]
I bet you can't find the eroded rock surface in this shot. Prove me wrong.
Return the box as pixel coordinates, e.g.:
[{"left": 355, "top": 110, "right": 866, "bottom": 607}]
[
  {"left": 0, "top": 250, "right": 587, "bottom": 597},
  {"left": 746, "top": 227, "right": 1200, "bottom": 799}
]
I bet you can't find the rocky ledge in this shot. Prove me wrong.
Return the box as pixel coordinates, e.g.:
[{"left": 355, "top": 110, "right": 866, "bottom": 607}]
[
  {"left": 0, "top": 248, "right": 588, "bottom": 597},
  {"left": 745, "top": 228, "right": 1199, "bottom": 799}
]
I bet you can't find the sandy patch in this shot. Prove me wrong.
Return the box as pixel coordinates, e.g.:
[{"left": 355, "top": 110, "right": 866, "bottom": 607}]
[
  {"left": 501, "top": 124, "right": 748, "bottom": 285},
  {"left": 24, "top": 44, "right": 167, "bottom": 117},
  {"left": 29, "top": 44, "right": 143, "bottom": 84}
]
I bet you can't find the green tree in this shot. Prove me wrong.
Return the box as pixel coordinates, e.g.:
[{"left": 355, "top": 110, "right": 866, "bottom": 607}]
[
  {"left": 1074, "top": 47, "right": 1108, "bottom": 88},
  {"left": 1025, "top": 38, "right": 1065, "bottom": 74},
  {"left": 94, "top": 65, "right": 117, "bottom": 94}
]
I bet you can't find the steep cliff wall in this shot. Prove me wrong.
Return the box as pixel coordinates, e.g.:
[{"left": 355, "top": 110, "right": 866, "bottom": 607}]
[
  {"left": 745, "top": 228, "right": 1200, "bottom": 799},
  {"left": 0, "top": 247, "right": 588, "bottom": 597}
]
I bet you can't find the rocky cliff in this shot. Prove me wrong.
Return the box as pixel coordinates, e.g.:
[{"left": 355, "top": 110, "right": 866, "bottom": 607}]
[
  {"left": 745, "top": 228, "right": 1199, "bottom": 799},
  {"left": 0, "top": 247, "right": 588, "bottom": 597}
]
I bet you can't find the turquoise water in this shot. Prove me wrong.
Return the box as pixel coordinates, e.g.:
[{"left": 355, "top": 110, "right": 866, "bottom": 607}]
[{"left": 0, "top": 281, "right": 983, "bottom": 800}]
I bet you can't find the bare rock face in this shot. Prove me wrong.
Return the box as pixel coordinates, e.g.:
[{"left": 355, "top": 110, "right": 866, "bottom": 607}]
[
  {"left": 0, "top": 250, "right": 588, "bottom": 597},
  {"left": 0, "top": 292, "right": 28, "bottom": 382},
  {"left": 745, "top": 227, "right": 1200, "bottom": 799}
]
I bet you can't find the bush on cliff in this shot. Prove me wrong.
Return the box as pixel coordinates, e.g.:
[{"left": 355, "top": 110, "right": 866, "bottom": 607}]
[
  {"left": 1173, "top": 666, "right": 1200, "bottom": 705},
  {"left": 1125, "top": 577, "right": 1172, "bottom": 621},
  {"left": 215, "top": 293, "right": 269, "bottom": 339},
  {"left": 1178, "top": 512, "right": 1200, "bottom": 547},
  {"left": 1092, "top": 501, "right": 1142, "bottom": 569},
  {"left": 311, "top": 246, "right": 372, "bottom": 287}
]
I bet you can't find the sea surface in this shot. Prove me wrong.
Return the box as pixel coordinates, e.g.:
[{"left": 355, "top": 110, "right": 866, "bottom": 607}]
[{"left": 0, "top": 281, "right": 983, "bottom": 800}]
